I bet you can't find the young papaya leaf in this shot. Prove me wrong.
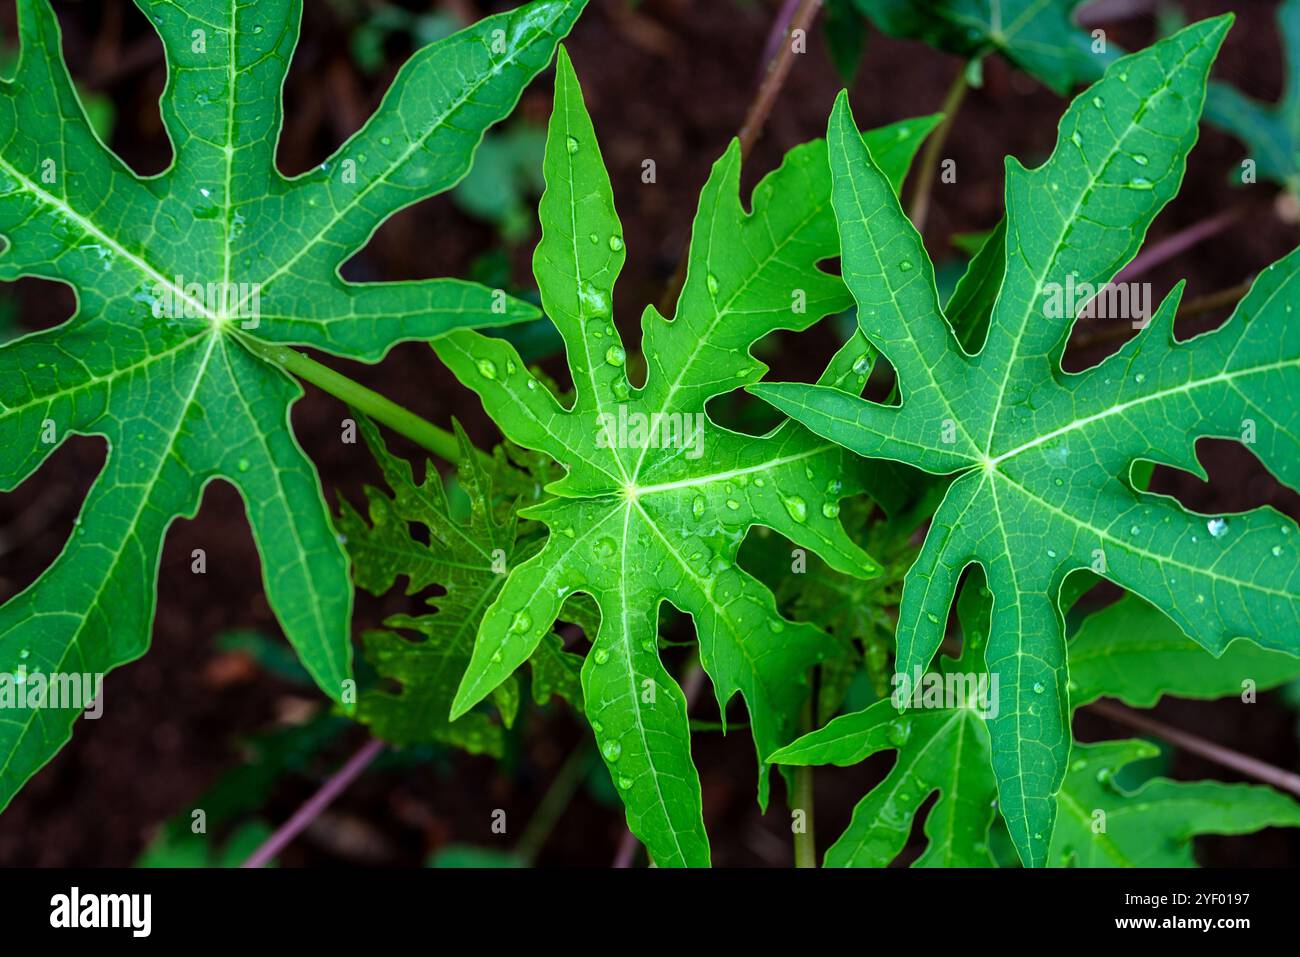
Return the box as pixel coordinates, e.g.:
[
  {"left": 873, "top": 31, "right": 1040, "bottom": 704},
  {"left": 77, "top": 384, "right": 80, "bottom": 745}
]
[
  {"left": 754, "top": 17, "right": 1300, "bottom": 866},
  {"left": 0, "top": 0, "right": 586, "bottom": 811},
  {"left": 432, "top": 50, "right": 942, "bottom": 866},
  {"left": 1203, "top": 0, "right": 1300, "bottom": 195},
  {"left": 1053, "top": 739, "right": 1300, "bottom": 867},
  {"left": 1069, "top": 594, "right": 1300, "bottom": 710},
  {"left": 338, "top": 417, "right": 583, "bottom": 755},
  {"left": 769, "top": 570, "right": 998, "bottom": 867},
  {"left": 855, "top": 0, "right": 1116, "bottom": 94}
]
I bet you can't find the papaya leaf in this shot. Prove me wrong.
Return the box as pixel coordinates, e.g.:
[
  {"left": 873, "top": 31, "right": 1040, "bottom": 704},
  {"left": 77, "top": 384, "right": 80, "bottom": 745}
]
[
  {"left": 855, "top": 0, "right": 1116, "bottom": 94},
  {"left": 774, "top": 576, "right": 1300, "bottom": 868},
  {"left": 769, "top": 570, "right": 998, "bottom": 867},
  {"left": 1069, "top": 594, "right": 1300, "bottom": 710},
  {"left": 1053, "top": 739, "right": 1300, "bottom": 867},
  {"left": 433, "top": 49, "right": 940, "bottom": 866},
  {"left": 1203, "top": 0, "right": 1300, "bottom": 196},
  {"left": 339, "top": 416, "right": 583, "bottom": 755},
  {"left": 754, "top": 17, "right": 1300, "bottom": 866},
  {"left": 0, "top": 0, "right": 586, "bottom": 810}
]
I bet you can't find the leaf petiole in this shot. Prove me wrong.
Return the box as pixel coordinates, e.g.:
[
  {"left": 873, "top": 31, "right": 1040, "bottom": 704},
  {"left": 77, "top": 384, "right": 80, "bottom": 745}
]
[{"left": 238, "top": 335, "right": 465, "bottom": 465}]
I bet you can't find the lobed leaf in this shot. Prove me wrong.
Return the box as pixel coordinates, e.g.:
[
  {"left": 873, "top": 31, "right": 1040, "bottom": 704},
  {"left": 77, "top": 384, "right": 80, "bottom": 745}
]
[
  {"left": 0, "top": 0, "right": 586, "bottom": 810},
  {"left": 855, "top": 0, "right": 1115, "bottom": 94},
  {"left": 755, "top": 16, "right": 1300, "bottom": 865},
  {"left": 434, "top": 49, "right": 939, "bottom": 865},
  {"left": 1068, "top": 593, "right": 1300, "bottom": 710},
  {"left": 1053, "top": 739, "right": 1300, "bottom": 867},
  {"left": 774, "top": 576, "right": 1300, "bottom": 868},
  {"left": 339, "top": 417, "right": 583, "bottom": 754}
]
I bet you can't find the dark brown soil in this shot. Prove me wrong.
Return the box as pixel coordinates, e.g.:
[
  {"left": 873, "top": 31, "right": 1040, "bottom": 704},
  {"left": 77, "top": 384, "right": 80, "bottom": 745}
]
[{"left": 1, "top": 0, "right": 1297, "bottom": 867}]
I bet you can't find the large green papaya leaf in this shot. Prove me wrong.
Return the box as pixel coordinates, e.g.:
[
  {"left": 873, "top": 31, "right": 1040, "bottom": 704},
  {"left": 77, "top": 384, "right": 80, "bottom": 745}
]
[
  {"left": 0, "top": 0, "right": 586, "bottom": 810},
  {"left": 754, "top": 17, "right": 1300, "bottom": 865},
  {"left": 433, "top": 50, "right": 940, "bottom": 866}
]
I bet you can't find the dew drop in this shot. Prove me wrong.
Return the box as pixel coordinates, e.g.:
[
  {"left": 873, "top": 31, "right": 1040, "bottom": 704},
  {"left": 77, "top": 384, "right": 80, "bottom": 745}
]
[
  {"left": 510, "top": 611, "right": 532, "bottom": 633},
  {"left": 886, "top": 719, "right": 912, "bottom": 747},
  {"left": 898, "top": 259, "right": 914, "bottom": 272},
  {"left": 593, "top": 647, "right": 610, "bottom": 665},
  {"left": 476, "top": 358, "right": 497, "bottom": 379},
  {"left": 237, "top": 457, "right": 250, "bottom": 473},
  {"left": 608, "top": 235, "right": 624, "bottom": 252},
  {"left": 605, "top": 346, "right": 626, "bottom": 367},
  {"left": 602, "top": 740, "right": 622, "bottom": 762},
  {"left": 821, "top": 502, "right": 840, "bottom": 519},
  {"left": 782, "top": 495, "right": 807, "bottom": 523},
  {"left": 617, "top": 775, "right": 633, "bottom": 790},
  {"left": 1033, "top": 682, "right": 1045, "bottom": 694},
  {"left": 579, "top": 281, "right": 611, "bottom": 316},
  {"left": 1132, "top": 153, "right": 1149, "bottom": 166},
  {"left": 692, "top": 496, "right": 706, "bottom": 518},
  {"left": 1127, "top": 177, "right": 1154, "bottom": 191},
  {"left": 1207, "top": 517, "right": 1229, "bottom": 538},
  {"left": 725, "top": 499, "right": 741, "bottom": 511},
  {"left": 566, "top": 135, "right": 579, "bottom": 154},
  {"left": 706, "top": 273, "right": 720, "bottom": 296}
]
